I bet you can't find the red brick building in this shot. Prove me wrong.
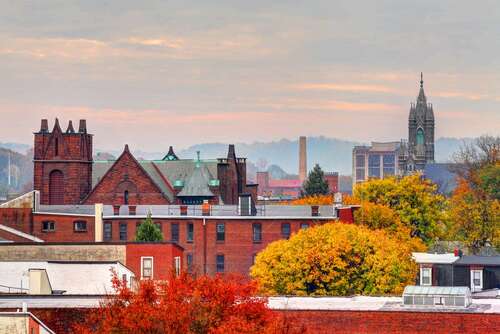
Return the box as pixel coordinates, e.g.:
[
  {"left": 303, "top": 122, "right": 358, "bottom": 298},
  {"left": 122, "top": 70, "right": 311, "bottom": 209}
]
[
  {"left": 0, "top": 195, "right": 356, "bottom": 276},
  {"left": 33, "top": 119, "right": 256, "bottom": 206}
]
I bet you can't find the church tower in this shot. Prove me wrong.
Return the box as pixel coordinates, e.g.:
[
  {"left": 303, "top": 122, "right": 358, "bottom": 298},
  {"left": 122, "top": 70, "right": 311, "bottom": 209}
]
[
  {"left": 33, "top": 119, "right": 93, "bottom": 204},
  {"left": 407, "top": 73, "right": 435, "bottom": 170}
]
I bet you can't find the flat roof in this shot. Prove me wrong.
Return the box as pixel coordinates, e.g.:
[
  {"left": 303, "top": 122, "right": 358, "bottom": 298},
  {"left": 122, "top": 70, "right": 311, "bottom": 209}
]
[
  {"left": 1, "top": 295, "right": 498, "bottom": 314},
  {"left": 412, "top": 252, "right": 459, "bottom": 264}
]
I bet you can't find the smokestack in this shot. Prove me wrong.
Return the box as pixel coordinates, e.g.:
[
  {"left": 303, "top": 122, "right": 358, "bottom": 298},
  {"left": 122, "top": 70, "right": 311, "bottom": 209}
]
[
  {"left": 227, "top": 144, "right": 236, "bottom": 160},
  {"left": 299, "top": 136, "right": 307, "bottom": 182},
  {"left": 66, "top": 120, "right": 75, "bottom": 133},
  {"left": 78, "top": 119, "right": 87, "bottom": 133},
  {"left": 40, "top": 119, "right": 49, "bottom": 133}
]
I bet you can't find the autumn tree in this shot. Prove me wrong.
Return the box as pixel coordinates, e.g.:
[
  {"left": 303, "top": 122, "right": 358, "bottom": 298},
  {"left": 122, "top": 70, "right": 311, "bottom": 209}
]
[
  {"left": 352, "top": 174, "right": 448, "bottom": 244},
  {"left": 251, "top": 223, "right": 418, "bottom": 296},
  {"left": 301, "top": 164, "right": 329, "bottom": 196},
  {"left": 135, "top": 211, "right": 163, "bottom": 242},
  {"left": 74, "top": 273, "right": 300, "bottom": 334},
  {"left": 287, "top": 194, "right": 333, "bottom": 205},
  {"left": 447, "top": 136, "right": 500, "bottom": 253}
]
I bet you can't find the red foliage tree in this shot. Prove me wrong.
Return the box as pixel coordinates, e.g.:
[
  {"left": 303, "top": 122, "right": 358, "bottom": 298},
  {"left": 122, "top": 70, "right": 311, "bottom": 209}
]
[{"left": 74, "top": 273, "right": 300, "bottom": 334}]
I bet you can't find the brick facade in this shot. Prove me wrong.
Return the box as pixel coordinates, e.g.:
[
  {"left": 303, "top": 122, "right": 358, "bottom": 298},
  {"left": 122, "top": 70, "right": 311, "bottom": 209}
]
[
  {"left": 83, "top": 146, "right": 170, "bottom": 205},
  {"left": 34, "top": 119, "right": 93, "bottom": 205},
  {"left": 32, "top": 213, "right": 95, "bottom": 242}
]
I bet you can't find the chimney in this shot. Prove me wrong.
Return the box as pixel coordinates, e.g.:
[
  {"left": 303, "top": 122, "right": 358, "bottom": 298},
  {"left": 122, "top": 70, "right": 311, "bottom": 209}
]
[
  {"left": 227, "top": 144, "right": 236, "bottom": 160},
  {"left": 40, "top": 119, "right": 49, "bottom": 133},
  {"left": 78, "top": 119, "right": 87, "bottom": 133},
  {"left": 299, "top": 136, "right": 307, "bottom": 182},
  {"left": 66, "top": 120, "right": 75, "bottom": 133}
]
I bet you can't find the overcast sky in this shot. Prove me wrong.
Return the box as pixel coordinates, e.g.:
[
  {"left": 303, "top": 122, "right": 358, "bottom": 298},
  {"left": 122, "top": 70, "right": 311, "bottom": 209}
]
[{"left": 0, "top": 0, "right": 499, "bottom": 151}]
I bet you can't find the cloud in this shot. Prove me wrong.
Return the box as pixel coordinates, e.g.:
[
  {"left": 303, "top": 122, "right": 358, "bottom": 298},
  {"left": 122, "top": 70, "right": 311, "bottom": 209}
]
[{"left": 294, "top": 83, "right": 397, "bottom": 94}]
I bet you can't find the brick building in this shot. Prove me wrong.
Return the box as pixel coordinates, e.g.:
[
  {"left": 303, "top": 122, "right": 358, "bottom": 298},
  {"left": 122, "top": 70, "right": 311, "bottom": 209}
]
[
  {"left": 0, "top": 192, "right": 357, "bottom": 276},
  {"left": 33, "top": 119, "right": 256, "bottom": 206}
]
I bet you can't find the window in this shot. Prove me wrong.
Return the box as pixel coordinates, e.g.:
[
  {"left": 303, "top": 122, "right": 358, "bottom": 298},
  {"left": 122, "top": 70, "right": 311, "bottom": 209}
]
[
  {"left": 300, "top": 223, "right": 309, "bottom": 230},
  {"left": 124, "top": 190, "right": 129, "bottom": 205},
  {"left": 355, "top": 154, "right": 365, "bottom": 168},
  {"left": 421, "top": 267, "right": 432, "bottom": 286},
  {"left": 171, "top": 223, "right": 179, "bottom": 242},
  {"left": 119, "top": 223, "right": 127, "bottom": 241},
  {"left": 141, "top": 257, "right": 153, "bottom": 279},
  {"left": 368, "top": 154, "right": 381, "bottom": 178},
  {"left": 54, "top": 138, "right": 59, "bottom": 156},
  {"left": 281, "top": 223, "right": 291, "bottom": 239},
  {"left": 216, "top": 223, "right": 225, "bottom": 242},
  {"left": 104, "top": 222, "right": 112, "bottom": 241},
  {"left": 252, "top": 223, "right": 262, "bottom": 243},
  {"left": 216, "top": 254, "right": 225, "bottom": 273},
  {"left": 355, "top": 169, "right": 365, "bottom": 182},
  {"left": 48, "top": 170, "right": 64, "bottom": 205},
  {"left": 41, "top": 221, "right": 55, "bottom": 232},
  {"left": 471, "top": 269, "right": 483, "bottom": 292},
  {"left": 416, "top": 128, "right": 425, "bottom": 145},
  {"left": 174, "top": 256, "right": 181, "bottom": 277},
  {"left": 383, "top": 154, "right": 395, "bottom": 176},
  {"left": 187, "top": 253, "right": 193, "bottom": 273},
  {"left": 187, "top": 223, "right": 194, "bottom": 242},
  {"left": 73, "top": 220, "right": 87, "bottom": 232}
]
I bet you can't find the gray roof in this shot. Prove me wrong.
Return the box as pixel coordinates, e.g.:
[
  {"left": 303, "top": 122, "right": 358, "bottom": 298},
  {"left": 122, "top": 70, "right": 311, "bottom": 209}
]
[
  {"left": 92, "top": 159, "right": 219, "bottom": 200},
  {"left": 455, "top": 255, "right": 500, "bottom": 266},
  {"left": 177, "top": 162, "right": 214, "bottom": 197}
]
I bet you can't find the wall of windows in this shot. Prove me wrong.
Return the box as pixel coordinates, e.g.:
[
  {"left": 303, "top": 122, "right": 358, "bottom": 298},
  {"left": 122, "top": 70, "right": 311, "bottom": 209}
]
[
  {"left": 368, "top": 154, "right": 381, "bottom": 178},
  {"left": 383, "top": 154, "right": 395, "bottom": 176}
]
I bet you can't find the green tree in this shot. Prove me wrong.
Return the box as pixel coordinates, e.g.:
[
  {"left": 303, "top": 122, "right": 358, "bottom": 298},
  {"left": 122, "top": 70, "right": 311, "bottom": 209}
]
[
  {"left": 135, "top": 212, "right": 163, "bottom": 242},
  {"left": 302, "top": 164, "right": 329, "bottom": 196},
  {"left": 353, "top": 174, "right": 448, "bottom": 244},
  {"left": 251, "top": 223, "right": 417, "bottom": 296}
]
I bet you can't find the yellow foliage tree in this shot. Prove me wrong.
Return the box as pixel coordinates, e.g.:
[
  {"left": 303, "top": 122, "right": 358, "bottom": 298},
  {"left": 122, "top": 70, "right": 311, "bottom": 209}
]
[
  {"left": 251, "top": 223, "right": 418, "bottom": 296},
  {"left": 448, "top": 178, "right": 500, "bottom": 252},
  {"left": 287, "top": 194, "right": 333, "bottom": 205},
  {"left": 352, "top": 174, "right": 448, "bottom": 243}
]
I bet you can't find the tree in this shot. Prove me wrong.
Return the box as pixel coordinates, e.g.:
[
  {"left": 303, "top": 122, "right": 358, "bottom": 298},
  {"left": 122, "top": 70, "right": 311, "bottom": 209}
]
[
  {"left": 287, "top": 194, "right": 333, "bottom": 205},
  {"left": 73, "top": 273, "right": 300, "bottom": 334},
  {"left": 352, "top": 174, "right": 448, "bottom": 244},
  {"left": 448, "top": 177, "right": 500, "bottom": 253},
  {"left": 301, "top": 164, "right": 329, "bottom": 196},
  {"left": 135, "top": 211, "right": 163, "bottom": 242},
  {"left": 251, "top": 223, "right": 418, "bottom": 296}
]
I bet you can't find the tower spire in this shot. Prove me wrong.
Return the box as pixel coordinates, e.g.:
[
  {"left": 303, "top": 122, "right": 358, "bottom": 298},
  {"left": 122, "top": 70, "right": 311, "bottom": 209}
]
[{"left": 420, "top": 72, "right": 423, "bottom": 88}]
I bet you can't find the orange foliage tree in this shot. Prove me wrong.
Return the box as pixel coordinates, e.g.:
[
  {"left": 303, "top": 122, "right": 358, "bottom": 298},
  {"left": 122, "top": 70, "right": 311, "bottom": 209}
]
[
  {"left": 74, "top": 273, "right": 301, "bottom": 334},
  {"left": 287, "top": 194, "right": 334, "bottom": 205}
]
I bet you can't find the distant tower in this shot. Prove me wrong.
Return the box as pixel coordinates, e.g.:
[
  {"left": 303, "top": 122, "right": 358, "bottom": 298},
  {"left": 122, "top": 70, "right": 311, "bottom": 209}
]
[
  {"left": 407, "top": 73, "right": 435, "bottom": 171},
  {"left": 33, "top": 119, "right": 93, "bottom": 204},
  {"left": 299, "top": 136, "right": 307, "bottom": 182},
  {"left": 7, "top": 150, "right": 11, "bottom": 187}
]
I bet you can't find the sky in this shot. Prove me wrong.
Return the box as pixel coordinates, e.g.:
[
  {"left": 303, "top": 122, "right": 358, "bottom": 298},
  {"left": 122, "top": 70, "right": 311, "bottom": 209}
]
[{"left": 0, "top": 0, "right": 499, "bottom": 151}]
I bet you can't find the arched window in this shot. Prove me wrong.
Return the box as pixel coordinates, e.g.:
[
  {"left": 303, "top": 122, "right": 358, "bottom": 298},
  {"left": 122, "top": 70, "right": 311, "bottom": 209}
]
[
  {"left": 124, "top": 190, "right": 129, "bottom": 205},
  {"left": 49, "top": 170, "right": 64, "bottom": 204},
  {"left": 54, "top": 138, "right": 59, "bottom": 156},
  {"left": 416, "top": 128, "right": 425, "bottom": 146}
]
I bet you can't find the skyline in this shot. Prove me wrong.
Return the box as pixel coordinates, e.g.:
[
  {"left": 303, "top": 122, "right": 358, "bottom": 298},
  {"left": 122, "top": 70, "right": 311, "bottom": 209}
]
[{"left": 1, "top": 1, "right": 499, "bottom": 151}]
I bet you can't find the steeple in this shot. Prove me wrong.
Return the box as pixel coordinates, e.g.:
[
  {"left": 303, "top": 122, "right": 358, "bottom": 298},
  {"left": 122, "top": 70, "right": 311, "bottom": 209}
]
[{"left": 417, "top": 72, "right": 427, "bottom": 105}]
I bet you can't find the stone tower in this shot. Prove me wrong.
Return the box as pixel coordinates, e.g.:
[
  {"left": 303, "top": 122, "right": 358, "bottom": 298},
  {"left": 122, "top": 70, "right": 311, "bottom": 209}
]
[
  {"left": 33, "top": 119, "right": 93, "bottom": 204},
  {"left": 407, "top": 73, "right": 435, "bottom": 171},
  {"left": 299, "top": 136, "right": 307, "bottom": 182}
]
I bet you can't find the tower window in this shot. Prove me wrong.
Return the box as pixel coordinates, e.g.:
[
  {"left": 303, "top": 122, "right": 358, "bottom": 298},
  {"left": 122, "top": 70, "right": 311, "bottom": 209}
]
[
  {"left": 124, "top": 190, "right": 129, "bottom": 205},
  {"left": 417, "top": 129, "right": 425, "bottom": 145},
  {"left": 55, "top": 138, "right": 59, "bottom": 156}
]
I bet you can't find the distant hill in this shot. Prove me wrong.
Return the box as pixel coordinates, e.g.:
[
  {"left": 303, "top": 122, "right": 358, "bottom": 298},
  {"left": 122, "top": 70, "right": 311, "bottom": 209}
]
[
  {"left": 177, "top": 137, "right": 469, "bottom": 175},
  {"left": 0, "top": 148, "right": 33, "bottom": 194},
  {"left": 0, "top": 136, "right": 476, "bottom": 193}
]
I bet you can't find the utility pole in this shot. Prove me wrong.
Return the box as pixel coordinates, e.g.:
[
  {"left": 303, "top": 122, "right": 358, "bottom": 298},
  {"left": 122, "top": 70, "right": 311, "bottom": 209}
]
[{"left": 7, "top": 150, "right": 11, "bottom": 187}]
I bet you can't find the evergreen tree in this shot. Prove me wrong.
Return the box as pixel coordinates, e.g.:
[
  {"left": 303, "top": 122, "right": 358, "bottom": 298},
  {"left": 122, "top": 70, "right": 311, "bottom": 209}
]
[
  {"left": 302, "top": 164, "right": 329, "bottom": 196},
  {"left": 135, "top": 211, "right": 163, "bottom": 242}
]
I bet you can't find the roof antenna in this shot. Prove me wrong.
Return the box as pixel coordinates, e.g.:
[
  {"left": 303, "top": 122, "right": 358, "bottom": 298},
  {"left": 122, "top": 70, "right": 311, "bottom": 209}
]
[{"left": 420, "top": 72, "right": 424, "bottom": 88}]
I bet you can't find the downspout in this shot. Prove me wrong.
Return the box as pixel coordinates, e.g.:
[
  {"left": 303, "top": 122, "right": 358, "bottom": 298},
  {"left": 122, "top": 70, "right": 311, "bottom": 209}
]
[{"left": 203, "top": 218, "right": 207, "bottom": 274}]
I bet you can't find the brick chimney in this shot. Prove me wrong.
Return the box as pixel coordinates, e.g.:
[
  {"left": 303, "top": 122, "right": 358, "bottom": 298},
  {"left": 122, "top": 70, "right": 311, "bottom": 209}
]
[
  {"left": 78, "top": 119, "right": 87, "bottom": 133},
  {"left": 40, "top": 119, "right": 49, "bottom": 133},
  {"left": 299, "top": 136, "right": 307, "bottom": 182}
]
